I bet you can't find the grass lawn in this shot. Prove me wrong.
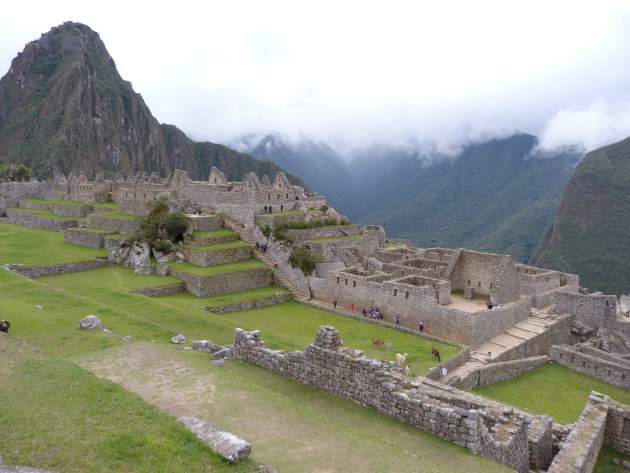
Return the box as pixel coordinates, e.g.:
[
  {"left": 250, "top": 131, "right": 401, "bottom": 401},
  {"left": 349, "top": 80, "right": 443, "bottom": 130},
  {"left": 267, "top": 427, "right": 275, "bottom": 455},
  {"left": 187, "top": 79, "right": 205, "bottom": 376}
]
[
  {"left": 166, "top": 259, "right": 265, "bottom": 275},
  {"left": 0, "top": 334, "right": 257, "bottom": 473},
  {"left": 23, "top": 198, "right": 119, "bottom": 209},
  {"left": 182, "top": 240, "right": 250, "bottom": 251},
  {"left": 188, "top": 228, "right": 237, "bottom": 238},
  {"left": 0, "top": 223, "right": 108, "bottom": 265},
  {"left": 472, "top": 362, "right": 630, "bottom": 423},
  {"left": 307, "top": 235, "right": 368, "bottom": 242},
  {"left": 595, "top": 445, "right": 630, "bottom": 473},
  {"left": 385, "top": 242, "right": 404, "bottom": 248},
  {"left": 9, "top": 207, "right": 88, "bottom": 221}
]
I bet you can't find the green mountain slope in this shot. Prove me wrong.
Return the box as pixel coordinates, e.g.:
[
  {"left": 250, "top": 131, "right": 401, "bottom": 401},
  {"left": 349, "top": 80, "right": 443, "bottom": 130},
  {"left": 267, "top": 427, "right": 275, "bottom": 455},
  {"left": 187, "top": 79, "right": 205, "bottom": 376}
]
[
  {"left": 247, "top": 134, "right": 358, "bottom": 215},
  {"left": 530, "top": 136, "right": 630, "bottom": 295},
  {"left": 349, "top": 134, "right": 580, "bottom": 262},
  {"left": 0, "top": 22, "right": 303, "bottom": 185}
]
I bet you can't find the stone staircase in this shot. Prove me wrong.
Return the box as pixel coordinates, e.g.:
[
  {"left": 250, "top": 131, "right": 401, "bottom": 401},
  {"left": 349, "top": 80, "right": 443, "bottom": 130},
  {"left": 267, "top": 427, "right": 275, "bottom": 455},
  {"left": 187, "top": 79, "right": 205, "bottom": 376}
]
[
  {"left": 222, "top": 215, "right": 309, "bottom": 302},
  {"left": 444, "top": 310, "right": 558, "bottom": 383}
]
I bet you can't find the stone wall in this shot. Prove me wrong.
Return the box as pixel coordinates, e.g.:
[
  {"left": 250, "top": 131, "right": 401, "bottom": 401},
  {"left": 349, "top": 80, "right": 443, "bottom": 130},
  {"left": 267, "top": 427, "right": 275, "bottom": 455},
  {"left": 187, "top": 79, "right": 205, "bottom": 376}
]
[
  {"left": 168, "top": 267, "right": 273, "bottom": 297},
  {"left": 203, "top": 292, "right": 291, "bottom": 313},
  {"left": 189, "top": 215, "right": 223, "bottom": 231},
  {"left": 288, "top": 224, "right": 362, "bottom": 241},
  {"left": 180, "top": 245, "right": 252, "bottom": 267},
  {"left": 184, "top": 233, "right": 237, "bottom": 246},
  {"left": 452, "top": 356, "right": 550, "bottom": 390},
  {"left": 5, "top": 209, "right": 81, "bottom": 231},
  {"left": 553, "top": 290, "right": 618, "bottom": 329},
  {"left": 308, "top": 274, "right": 531, "bottom": 348},
  {"left": 0, "top": 197, "right": 18, "bottom": 216},
  {"left": 17, "top": 200, "right": 54, "bottom": 210},
  {"left": 490, "top": 314, "right": 573, "bottom": 363},
  {"left": 605, "top": 398, "right": 630, "bottom": 455},
  {"left": 87, "top": 215, "right": 139, "bottom": 234},
  {"left": 233, "top": 325, "right": 539, "bottom": 473},
  {"left": 54, "top": 203, "right": 95, "bottom": 217},
  {"left": 305, "top": 235, "right": 380, "bottom": 262},
  {"left": 127, "top": 282, "right": 186, "bottom": 297},
  {"left": 0, "top": 181, "right": 51, "bottom": 199},
  {"left": 63, "top": 228, "right": 113, "bottom": 248},
  {"left": 547, "top": 394, "right": 609, "bottom": 473},
  {"left": 10, "top": 260, "right": 106, "bottom": 278},
  {"left": 549, "top": 345, "right": 630, "bottom": 388}
]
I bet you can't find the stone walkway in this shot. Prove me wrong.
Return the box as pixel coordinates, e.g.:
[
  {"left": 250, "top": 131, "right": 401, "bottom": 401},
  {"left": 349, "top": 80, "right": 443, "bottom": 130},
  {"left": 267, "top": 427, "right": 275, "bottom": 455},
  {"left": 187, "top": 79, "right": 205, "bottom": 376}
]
[{"left": 444, "top": 308, "right": 556, "bottom": 382}]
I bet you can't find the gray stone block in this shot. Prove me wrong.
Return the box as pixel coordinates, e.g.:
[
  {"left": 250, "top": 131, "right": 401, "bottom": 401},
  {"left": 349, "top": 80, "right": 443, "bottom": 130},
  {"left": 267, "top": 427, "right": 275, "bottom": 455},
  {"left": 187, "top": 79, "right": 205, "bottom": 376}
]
[{"left": 178, "top": 415, "right": 251, "bottom": 463}]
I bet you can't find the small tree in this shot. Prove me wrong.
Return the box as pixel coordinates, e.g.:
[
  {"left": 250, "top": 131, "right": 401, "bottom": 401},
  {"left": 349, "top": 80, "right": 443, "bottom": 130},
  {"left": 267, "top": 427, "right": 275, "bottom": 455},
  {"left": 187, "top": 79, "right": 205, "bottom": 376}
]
[
  {"left": 288, "top": 246, "right": 322, "bottom": 275},
  {"left": 163, "top": 211, "right": 189, "bottom": 242}
]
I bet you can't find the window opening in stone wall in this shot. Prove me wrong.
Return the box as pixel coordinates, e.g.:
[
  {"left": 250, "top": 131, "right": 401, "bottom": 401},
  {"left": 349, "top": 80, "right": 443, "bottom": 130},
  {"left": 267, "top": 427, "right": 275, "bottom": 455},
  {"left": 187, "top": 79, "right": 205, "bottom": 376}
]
[
  {"left": 582, "top": 361, "right": 586, "bottom": 367},
  {"left": 623, "top": 418, "right": 630, "bottom": 438},
  {"left": 286, "top": 193, "right": 288, "bottom": 199},
  {"left": 468, "top": 279, "right": 470, "bottom": 286},
  {"left": 277, "top": 194, "right": 280, "bottom": 199},
  {"left": 336, "top": 277, "right": 340, "bottom": 284},
  {"left": 345, "top": 279, "right": 348, "bottom": 285},
  {"left": 394, "top": 289, "right": 398, "bottom": 296},
  {"left": 353, "top": 280, "right": 356, "bottom": 287},
  {"left": 490, "top": 283, "right": 493, "bottom": 289},
  {"left": 405, "top": 291, "right": 409, "bottom": 299},
  {"left": 608, "top": 369, "right": 611, "bottom": 376},
  {"left": 478, "top": 281, "right": 481, "bottom": 288},
  {"left": 268, "top": 194, "right": 271, "bottom": 200},
  {"left": 546, "top": 277, "right": 549, "bottom": 282},
  {"left": 606, "top": 300, "right": 609, "bottom": 307}
]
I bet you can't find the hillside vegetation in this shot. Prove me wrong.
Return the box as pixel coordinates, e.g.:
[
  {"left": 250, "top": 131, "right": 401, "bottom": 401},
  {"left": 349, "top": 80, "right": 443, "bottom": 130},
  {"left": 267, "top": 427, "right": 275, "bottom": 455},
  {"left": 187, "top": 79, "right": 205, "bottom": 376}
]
[
  {"left": 530, "top": 136, "right": 630, "bottom": 295},
  {"left": 0, "top": 22, "right": 303, "bottom": 186}
]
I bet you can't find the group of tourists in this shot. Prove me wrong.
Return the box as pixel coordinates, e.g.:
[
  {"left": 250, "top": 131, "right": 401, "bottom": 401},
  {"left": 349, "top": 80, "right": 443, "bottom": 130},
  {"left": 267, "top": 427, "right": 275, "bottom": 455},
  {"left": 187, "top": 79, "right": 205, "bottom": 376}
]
[
  {"left": 362, "top": 305, "right": 384, "bottom": 320},
  {"left": 255, "top": 241, "right": 268, "bottom": 253},
  {"left": 263, "top": 204, "right": 284, "bottom": 213}
]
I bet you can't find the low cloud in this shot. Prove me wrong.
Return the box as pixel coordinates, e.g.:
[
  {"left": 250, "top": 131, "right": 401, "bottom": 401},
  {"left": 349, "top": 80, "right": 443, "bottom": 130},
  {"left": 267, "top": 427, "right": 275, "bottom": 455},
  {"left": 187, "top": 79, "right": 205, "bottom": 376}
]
[{"left": 535, "top": 100, "right": 630, "bottom": 154}]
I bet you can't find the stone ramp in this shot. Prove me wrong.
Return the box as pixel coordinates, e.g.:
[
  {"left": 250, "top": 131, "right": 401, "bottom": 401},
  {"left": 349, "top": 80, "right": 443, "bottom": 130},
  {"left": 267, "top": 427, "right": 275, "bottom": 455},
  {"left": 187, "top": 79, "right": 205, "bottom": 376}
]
[{"left": 445, "top": 311, "right": 556, "bottom": 382}]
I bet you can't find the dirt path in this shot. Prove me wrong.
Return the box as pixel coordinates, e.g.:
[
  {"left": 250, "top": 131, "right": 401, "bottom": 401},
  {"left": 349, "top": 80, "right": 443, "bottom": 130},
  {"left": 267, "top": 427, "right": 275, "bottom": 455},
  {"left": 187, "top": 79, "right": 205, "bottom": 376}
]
[{"left": 75, "top": 342, "right": 510, "bottom": 473}]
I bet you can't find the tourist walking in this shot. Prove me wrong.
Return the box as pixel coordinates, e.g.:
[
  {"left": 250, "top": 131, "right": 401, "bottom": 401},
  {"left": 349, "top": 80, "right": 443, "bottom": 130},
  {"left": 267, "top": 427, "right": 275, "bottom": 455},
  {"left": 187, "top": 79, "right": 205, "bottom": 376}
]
[{"left": 419, "top": 322, "right": 424, "bottom": 332}]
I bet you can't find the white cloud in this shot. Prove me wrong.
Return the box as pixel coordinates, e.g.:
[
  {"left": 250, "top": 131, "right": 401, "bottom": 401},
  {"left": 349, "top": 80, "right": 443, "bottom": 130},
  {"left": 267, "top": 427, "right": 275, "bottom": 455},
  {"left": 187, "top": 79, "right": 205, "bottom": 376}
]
[{"left": 536, "top": 100, "right": 630, "bottom": 154}]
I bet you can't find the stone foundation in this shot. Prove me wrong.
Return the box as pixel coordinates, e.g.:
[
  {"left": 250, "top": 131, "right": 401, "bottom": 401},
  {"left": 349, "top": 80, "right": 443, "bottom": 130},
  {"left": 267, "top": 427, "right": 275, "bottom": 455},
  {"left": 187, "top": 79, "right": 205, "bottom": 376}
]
[
  {"left": 169, "top": 267, "right": 273, "bottom": 297},
  {"left": 550, "top": 345, "right": 630, "bottom": 388},
  {"left": 452, "top": 356, "right": 550, "bottom": 390},
  {"left": 9, "top": 260, "right": 107, "bottom": 278},
  {"left": 180, "top": 245, "right": 252, "bottom": 267}
]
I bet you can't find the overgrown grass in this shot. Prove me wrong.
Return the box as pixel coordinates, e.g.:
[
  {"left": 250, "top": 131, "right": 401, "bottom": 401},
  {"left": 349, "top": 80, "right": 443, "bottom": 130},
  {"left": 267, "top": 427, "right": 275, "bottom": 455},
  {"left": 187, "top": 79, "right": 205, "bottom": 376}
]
[
  {"left": 0, "top": 335, "right": 256, "bottom": 473},
  {"left": 182, "top": 240, "right": 250, "bottom": 251},
  {"left": 166, "top": 259, "right": 265, "bottom": 275},
  {"left": 594, "top": 445, "right": 630, "bottom": 473},
  {"left": 472, "top": 362, "right": 630, "bottom": 423},
  {"left": 0, "top": 223, "right": 108, "bottom": 265}
]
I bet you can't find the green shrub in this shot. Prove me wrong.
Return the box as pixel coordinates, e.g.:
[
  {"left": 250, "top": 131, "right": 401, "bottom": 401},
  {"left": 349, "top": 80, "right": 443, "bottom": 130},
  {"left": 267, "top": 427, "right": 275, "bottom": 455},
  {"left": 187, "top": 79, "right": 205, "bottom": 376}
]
[
  {"left": 319, "top": 204, "right": 329, "bottom": 213},
  {"left": 154, "top": 240, "right": 173, "bottom": 253},
  {"left": 288, "top": 246, "right": 322, "bottom": 275}
]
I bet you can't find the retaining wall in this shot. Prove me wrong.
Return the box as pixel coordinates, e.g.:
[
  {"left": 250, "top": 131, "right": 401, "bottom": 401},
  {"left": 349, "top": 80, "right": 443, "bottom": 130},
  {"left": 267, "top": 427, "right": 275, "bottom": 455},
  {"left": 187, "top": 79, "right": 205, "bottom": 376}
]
[
  {"left": 0, "top": 181, "right": 51, "bottom": 199},
  {"left": 9, "top": 260, "right": 106, "bottom": 278},
  {"left": 54, "top": 203, "right": 95, "bottom": 217},
  {"left": 5, "top": 209, "right": 81, "bottom": 231},
  {"left": 189, "top": 215, "right": 223, "bottom": 231},
  {"left": 0, "top": 197, "right": 18, "bottom": 216},
  {"left": 452, "top": 356, "right": 550, "bottom": 390},
  {"left": 63, "top": 228, "right": 113, "bottom": 248},
  {"left": 184, "top": 234, "right": 237, "bottom": 247},
  {"left": 605, "top": 398, "right": 630, "bottom": 455},
  {"left": 127, "top": 282, "right": 186, "bottom": 297},
  {"left": 203, "top": 292, "right": 291, "bottom": 313},
  {"left": 549, "top": 345, "right": 630, "bottom": 388},
  {"left": 233, "top": 325, "right": 539, "bottom": 473},
  {"left": 87, "top": 215, "right": 139, "bottom": 234},
  {"left": 180, "top": 245, "right": 252, "bottom": 267},
  {"left": 491, "top": 314, "right": 573, "bottom": 363},
  {"left": 547, "top": 394, "right": 608, "bottom": 473},
  {"left": 169, "top": 267, "right": 273, "bottom": 297}
]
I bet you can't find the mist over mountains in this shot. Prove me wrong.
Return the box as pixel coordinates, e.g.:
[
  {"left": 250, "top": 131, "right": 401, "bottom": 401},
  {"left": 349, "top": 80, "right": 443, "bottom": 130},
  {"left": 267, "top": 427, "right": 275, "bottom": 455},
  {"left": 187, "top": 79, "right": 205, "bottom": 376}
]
[{"left": 245, "top": 132, "right": 581, "bottom": 263}]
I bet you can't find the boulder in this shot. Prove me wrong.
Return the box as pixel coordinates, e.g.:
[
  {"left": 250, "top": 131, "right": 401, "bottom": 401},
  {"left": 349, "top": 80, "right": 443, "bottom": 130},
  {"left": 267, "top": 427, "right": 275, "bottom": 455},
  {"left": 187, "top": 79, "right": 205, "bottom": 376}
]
[
  {"left": 122, "top": 335, "right": 134, "bottom": 342},
  {"left": 212, "top": 345, "right": 233, "bottom": 360},
  {"left": 171, "top": 333, "right": 187, "bottom": 344},
  {"left": 80, "top": 315, "right": 103, "bottom": 330},
  {"left": 126, "top": 241, "right": 151, "bottom": 268},
  {"left": 177, "top": 416, "right": 251, "bottom": 463},
  {"left": 192, "top": 340, "right": 222, "bottom": 352}
]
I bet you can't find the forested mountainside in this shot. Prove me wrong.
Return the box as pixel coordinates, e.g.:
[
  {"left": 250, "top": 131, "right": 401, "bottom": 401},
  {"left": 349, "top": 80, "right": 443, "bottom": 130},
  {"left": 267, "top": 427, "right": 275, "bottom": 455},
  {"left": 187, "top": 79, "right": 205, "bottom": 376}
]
[
  {"left": 530, "top": 137, "right": 630, "bottom": 295},
  {"left": 246, "top": 133, "right": 358, "bottom": 216},
  {"left": 0, "top": 22, "right": 303, "bottom": 185},
  {"left": 252, "top": 132, "right": 580, "bottom": 263}
]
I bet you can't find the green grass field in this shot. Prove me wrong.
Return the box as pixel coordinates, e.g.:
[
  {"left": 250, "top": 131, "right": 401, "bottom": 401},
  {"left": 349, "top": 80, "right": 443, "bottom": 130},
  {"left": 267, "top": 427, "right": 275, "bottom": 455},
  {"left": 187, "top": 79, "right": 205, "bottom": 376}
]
[
  {"left": 472, "top": 362, "right": 630, "bottom": 423},
  {"left": 0, "top": 223, "right": 108, "bottom": 265},
  {"left": 594, "top": 445, "right": 630, "bottom": 473},
  {"left": 68, "top": 226, "right": 115, "bottom": 233},
  {"left": 0, "top": 334, "right": 257, "bottom": 473},
  {"left": 91, "top": 210, "right": 138, "bottom": 219}
]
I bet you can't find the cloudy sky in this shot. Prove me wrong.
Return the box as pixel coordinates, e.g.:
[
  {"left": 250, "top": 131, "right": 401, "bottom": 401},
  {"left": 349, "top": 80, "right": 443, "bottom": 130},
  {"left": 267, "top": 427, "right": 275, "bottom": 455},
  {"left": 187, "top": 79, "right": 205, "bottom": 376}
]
[{"left": 1, "top": 0, "right": 630, "bottom": 156}]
